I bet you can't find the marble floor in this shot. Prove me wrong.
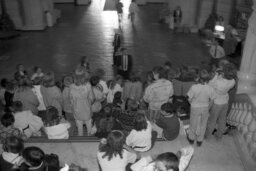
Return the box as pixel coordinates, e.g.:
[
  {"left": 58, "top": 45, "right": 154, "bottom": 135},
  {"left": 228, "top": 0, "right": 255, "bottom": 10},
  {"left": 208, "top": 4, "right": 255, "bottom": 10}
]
[
  {"left": 0, "top": 1, "right": 245, "bottom": 170},
  {"left": 20, "top": 133, "right": 244, "bottom": 171},
  {"left": 0, "top": 0, "right": 210, "bottom": 80}
]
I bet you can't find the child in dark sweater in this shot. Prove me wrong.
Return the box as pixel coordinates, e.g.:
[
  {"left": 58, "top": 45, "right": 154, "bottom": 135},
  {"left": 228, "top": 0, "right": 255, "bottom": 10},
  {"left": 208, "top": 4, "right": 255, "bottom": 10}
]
[{"left": 156, "top": 103, "right": 180, "bottom": 141}]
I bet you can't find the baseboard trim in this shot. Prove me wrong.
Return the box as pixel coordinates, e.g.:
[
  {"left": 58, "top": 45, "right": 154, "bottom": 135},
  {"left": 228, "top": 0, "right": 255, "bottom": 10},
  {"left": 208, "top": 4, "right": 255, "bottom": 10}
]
[{"left": 232, "top": 130, "right": 256, "bottom": 171}]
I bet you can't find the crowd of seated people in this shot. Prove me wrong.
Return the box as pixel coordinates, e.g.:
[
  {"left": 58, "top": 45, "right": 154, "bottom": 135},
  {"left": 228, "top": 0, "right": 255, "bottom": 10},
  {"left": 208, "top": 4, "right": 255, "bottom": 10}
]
[{"left": 0, "top": 54, "right": 237, "bottom": 170}]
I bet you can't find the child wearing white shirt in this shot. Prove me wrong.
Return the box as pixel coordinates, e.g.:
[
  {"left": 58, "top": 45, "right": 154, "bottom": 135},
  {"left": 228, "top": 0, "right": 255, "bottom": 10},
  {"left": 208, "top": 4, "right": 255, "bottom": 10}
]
[
  {"left": 43, "top": 106, "right": 70, "bottom": 139},
  {"left": 131, "top": 146, "right": 194, "bottom": 171}
]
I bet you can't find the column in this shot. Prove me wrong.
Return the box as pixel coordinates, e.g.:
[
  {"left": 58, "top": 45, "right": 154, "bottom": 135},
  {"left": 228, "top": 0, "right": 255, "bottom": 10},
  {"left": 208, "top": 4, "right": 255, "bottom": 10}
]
[{"left": 237, "top": 0, "right": 256, "bottom": 94}]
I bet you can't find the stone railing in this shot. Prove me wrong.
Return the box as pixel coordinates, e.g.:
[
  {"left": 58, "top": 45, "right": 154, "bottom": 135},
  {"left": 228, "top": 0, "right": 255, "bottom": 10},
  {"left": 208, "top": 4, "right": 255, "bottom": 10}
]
[{"left": 226, "top": 93, "right": 256, "bottom": 170}]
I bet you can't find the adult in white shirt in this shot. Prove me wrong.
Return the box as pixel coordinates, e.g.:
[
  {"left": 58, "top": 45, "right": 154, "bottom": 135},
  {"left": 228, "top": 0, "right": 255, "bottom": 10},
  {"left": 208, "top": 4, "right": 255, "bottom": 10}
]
[
  {"left": 143, "top": 66, "right": 173, "bottom": 122},
  {"left": 97, "top": 130, "right": 138, "bottom": 171},
  {"left": 126, "top": 113, "right": 152, "bottom": 152},
  {"left": 205, "top": 63, "right": 236, "bottom": 139}
]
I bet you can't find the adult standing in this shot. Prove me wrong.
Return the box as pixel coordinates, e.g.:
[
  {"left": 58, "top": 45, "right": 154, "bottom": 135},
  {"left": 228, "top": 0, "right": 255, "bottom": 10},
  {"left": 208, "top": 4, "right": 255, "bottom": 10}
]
[
  {"left": 205, "top": 63, "right": 236, "bottom": 140},
  {"left": 115, "top": 48, "right": 133, "bottom": 80},
  {"left": 116, "top": 0, "right": 124, "bottom": 27},
  {"left": 173, "top": 6, "right": 182, "bottom": 31},
  {"left": 143, "top": 66, "right": 173, "bottom": 122},
  {"left": 13, "top": 76, "right": 39, "bottom": 115},
  {"left": 70, "top": 72, "right": 94, "bottom": 136}
]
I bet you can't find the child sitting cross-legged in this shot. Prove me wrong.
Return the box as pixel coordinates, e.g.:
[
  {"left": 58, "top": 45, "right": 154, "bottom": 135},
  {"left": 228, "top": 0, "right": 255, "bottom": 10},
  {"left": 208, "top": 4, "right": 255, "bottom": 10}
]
[
  {"left": 42, "top": 106, "right": 71, "bottom": 139},
  {"left": 154, "top": 103, "right": 180, "bottom": 141},
  {"left": 0, "top": 136, "right": 24, "bottom": 171},
  {"left": 130, "top": 146, "right": 194, "bottom": 171}
]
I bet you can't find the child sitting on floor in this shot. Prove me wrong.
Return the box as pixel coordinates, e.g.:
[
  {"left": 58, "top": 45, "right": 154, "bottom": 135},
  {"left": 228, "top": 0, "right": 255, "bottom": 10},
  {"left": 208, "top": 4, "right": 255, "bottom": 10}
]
[
  {"left": 12, "top": 101, "right": 43, "bottom": 138},
  {"left": 154, "top": 103, "right": 180, "bottom": 141},
  {"left": 0, "top": 136, "right": 24, "bottom": 171},
  {"left": 20, "top": 146, "right": 48, "bottom": 171},
  {"left": 43, "top": 106, "right": 70, "bottom": 139},
  {"left": 0, "top": 113, "right": 27, "bottom": 143}
]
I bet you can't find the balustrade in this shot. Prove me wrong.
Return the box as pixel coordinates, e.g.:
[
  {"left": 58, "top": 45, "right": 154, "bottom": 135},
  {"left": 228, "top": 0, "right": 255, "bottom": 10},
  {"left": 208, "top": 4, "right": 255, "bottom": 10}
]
[{"left": 227, "top": 94, "right": 256, "bottom": 164}]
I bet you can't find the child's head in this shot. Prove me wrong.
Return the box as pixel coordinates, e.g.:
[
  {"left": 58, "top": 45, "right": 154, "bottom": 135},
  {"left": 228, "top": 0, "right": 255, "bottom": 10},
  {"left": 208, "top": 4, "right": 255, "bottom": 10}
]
[
  {"left": 94, "top": 68, "right": 105, "bottom": 79},
  {"left": 1, "top": 113, "right": 15, "bottom": 127},
  {"left": 43, "top": 72, "right": 55, "bottom": 87},
  {"left": 155, "top": 152, "right": 179, "bottom": 171},
  {"left": 34, "top": 66, "right": 42, "bottom": 74},
  {"left": 161, "top": 103, "right": 175, "bottom": 116},
  {"left": 222, "top": 63, "right": 237, "bottom": 80},
  {"left": 18, "top": 76, "right": 32, "bottom": 89},
  {"left": 103, "top": 105, "right": 112, "bottom": 117},
  {"left": 5, "top": 80, "right": 15, "bottom": 91},
  {"left": 33, "top": 77, "right": 42, "bottom": 86},
  {"left": 115, "top": 75, "right": 123, "bottom": 85},
  {"left": 1, "top": 78, "right": 8, "bottom": 88},
  {"left": 43, "top": 106, "right": 60, "bottom": 126},
  {"left": 113, "top": 92, "right": 122, "bottom": 107},
  {"left": 198, "top": 69, "right": 211, "bottom": 84},
  {"left": 164, "top": 61, "right": 172, "bottom": 70},
  {"left": 129, "top": 72, "right": 141, "bottom": 82},
  {"left": 90, "top": 76, "right": 100, "bottom": 87},
  {"left": 3, "top": 136, "right": 24, "bottom": 154},
  {"left": 126, "top": 99, "right": 138, "bottom": 111},
  {"left": 134, "top": 113, "right": 147, "bottom": 131},
  {"left": 44, "top": 154, "right": 60, "bottom": 171},
  {"left": 80, "top": 56, "right": 88, "bottom": 65},
  {"left": 152, "top": 66, "right": 166, "bottom": 80},
  {"left": 73, "top": 72, "right": 89, "bottom": 86},
  {"left": 12, "top": 101, "right": 23, "bottom": 112},
  {"left": 146, "top": 71, "right": 154, "bottom": 82},
  {"left": 16, "top": 64, "right": 24, "bottom": 72},
  {"left": 63, "top": 75, "right": 73, "bottom": 87},
  {"left": 22, "top": 146, "right": 45, "bottom": 167}
]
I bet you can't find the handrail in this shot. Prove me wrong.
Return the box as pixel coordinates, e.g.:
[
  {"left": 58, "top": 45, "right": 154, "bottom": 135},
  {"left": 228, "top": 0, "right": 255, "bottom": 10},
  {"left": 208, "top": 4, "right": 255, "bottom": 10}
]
[{"left": 227, "top": 93, "right": 256, "bottom": 170}]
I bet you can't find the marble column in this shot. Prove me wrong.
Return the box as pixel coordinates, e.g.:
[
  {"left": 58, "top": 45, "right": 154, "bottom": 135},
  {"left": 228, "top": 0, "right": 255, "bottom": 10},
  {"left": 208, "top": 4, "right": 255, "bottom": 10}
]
[{"left": 237, "top": 0, "right": 256, "bottom": 94}]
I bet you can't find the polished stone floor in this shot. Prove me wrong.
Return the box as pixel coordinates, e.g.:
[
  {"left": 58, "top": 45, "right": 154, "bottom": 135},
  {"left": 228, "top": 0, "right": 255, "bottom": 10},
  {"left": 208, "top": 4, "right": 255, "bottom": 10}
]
[
  {"left": 0, "top": 1, "right": 245, "bottom": 170},
  {"left": 0, "top": 0, "right": 210, "bottom": 80}
]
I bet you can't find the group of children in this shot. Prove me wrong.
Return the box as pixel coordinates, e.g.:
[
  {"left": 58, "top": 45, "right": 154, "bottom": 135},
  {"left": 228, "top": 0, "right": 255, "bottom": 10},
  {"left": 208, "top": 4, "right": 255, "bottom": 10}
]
[
  {"left": 0, "top": 136, "right": 85, "bottom": 171},
  {"left": 0, "top": 52, "right": 237, "bottom": 171}
]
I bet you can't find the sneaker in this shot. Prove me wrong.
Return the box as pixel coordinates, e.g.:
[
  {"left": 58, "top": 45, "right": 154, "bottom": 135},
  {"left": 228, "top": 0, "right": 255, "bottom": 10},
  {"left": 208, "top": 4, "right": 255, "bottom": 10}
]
[
  {"left": 197, "top": 141, "right": 203, "bottom": 147},
  {"left": 185, "top": 129, "right": 194, "bottom": 144}
]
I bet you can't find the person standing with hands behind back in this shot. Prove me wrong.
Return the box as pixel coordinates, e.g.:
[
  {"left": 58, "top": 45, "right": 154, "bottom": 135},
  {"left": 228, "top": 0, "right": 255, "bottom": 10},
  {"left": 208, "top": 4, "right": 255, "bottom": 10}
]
[
  {"left": 116, "top": 0, "right": 124, "bottom": 28},
  {"left": 129, "top": 0, "right": 139, "bottom": 24}
]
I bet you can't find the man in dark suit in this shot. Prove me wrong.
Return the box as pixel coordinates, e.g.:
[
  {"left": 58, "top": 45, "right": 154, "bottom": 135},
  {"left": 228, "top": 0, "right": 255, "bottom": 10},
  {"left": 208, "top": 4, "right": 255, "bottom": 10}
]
[
  {"left": 113, "top": 31, "right": 121, "bottom": 54},
  {"left": 115, "top": 48, "right": 132, "bottom": 80}
]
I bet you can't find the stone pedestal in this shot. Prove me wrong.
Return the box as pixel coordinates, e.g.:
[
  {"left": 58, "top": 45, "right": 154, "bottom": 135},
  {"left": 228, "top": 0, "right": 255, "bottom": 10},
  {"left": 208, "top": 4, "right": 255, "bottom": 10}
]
[{"left": 237, "top": 0, "right": 256, "bottom": 94}]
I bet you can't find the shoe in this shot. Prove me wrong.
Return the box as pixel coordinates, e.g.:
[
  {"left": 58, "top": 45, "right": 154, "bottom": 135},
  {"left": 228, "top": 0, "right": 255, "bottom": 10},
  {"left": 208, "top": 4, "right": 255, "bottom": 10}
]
[
  {"left": 185, "top": 129, "right": 194, "bottom": 144},
  {"left": 197, "top": 141, "right": 203, "bottom": 147}
]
